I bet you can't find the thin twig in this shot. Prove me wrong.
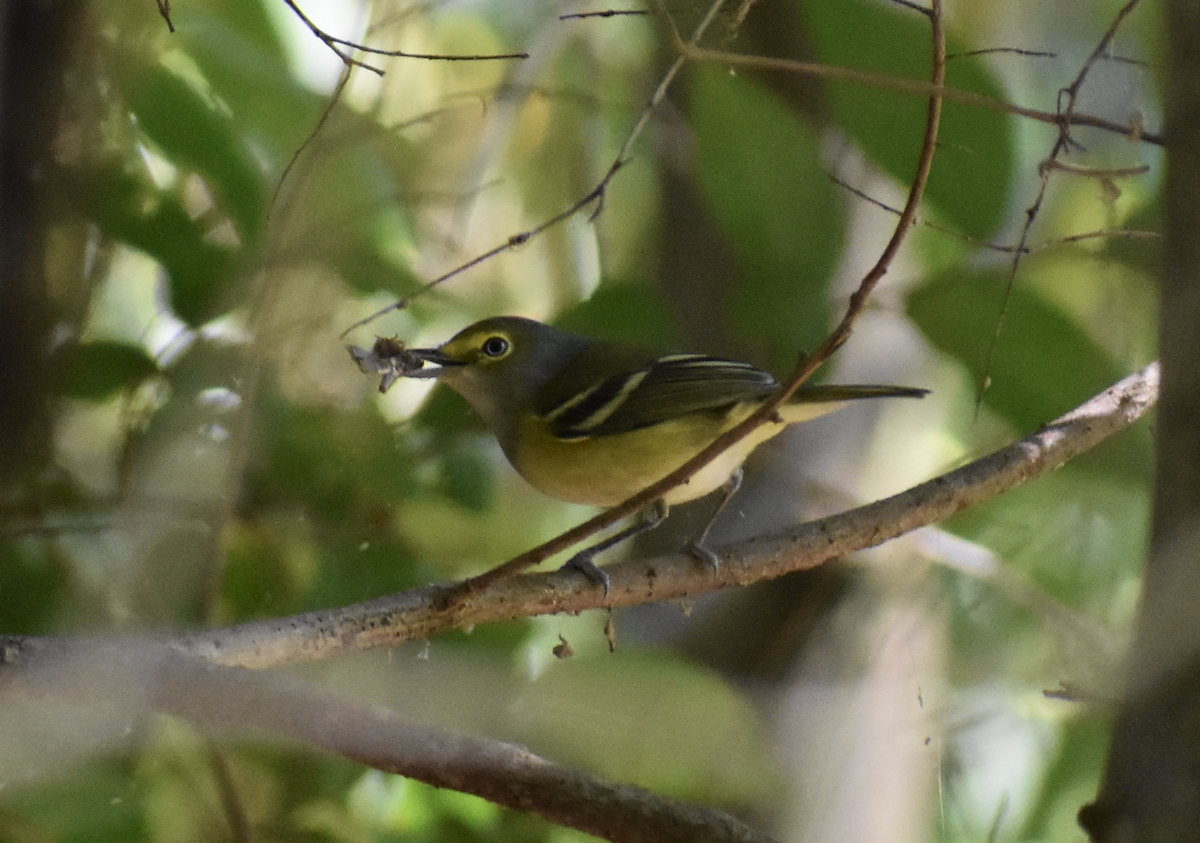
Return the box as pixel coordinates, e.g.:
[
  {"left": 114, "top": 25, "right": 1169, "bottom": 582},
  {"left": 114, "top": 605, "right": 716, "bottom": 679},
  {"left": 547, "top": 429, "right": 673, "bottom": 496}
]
[
  {"left": 977, "top": 0, "right": 1146, "bottom": 413},
  {"left": 340, "top": 175, "right": 614, "bottom": 336},
  {"left": 560, "top": 9, "right": 649, "bottom": 20},
  {"left": 281, "top": 0, "right": 386, "bottom": 74},
  {"left": 946, "top": 47, "right": 1056, "bottom": 60},
  {"left": 887, "top": 0, "right": 933, "bottom": 16},
  {"left": 1039, "top": 160, "right": 1150, "bottom": 179},
  {"left": 270, "top": 66, "right": 354, "bottom": 224},
  {"left": 325, "top": 33, "right": 527, "bottom": 61},
  {"left": 208, "top": 744, "right": 254, "bottom": 843},
  {"left": 442, "top": 0, "right": 947, "bottom": 600},
  {"left": 831, "top": 174, "right": 1159, "bottom": 254},
  {"left": 673, "top": 44, "right": 1161, "bottom": 146},
  {"left": 282, "top": 0, "right": 527, "bottom": 76},
  {"left": 340, "top": 0, "right": 730, "bottom": 338},
  {"left": 156, "top": 0, "right": 175, "bottom": 32}
]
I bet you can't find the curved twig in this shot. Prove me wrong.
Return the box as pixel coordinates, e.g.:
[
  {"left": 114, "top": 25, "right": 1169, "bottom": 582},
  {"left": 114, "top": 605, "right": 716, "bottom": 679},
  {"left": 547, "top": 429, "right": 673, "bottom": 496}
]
[
  {"left": 978, "top": 0, "right": 1147, "bottom": 409},
  {"left": 340, "top": 0, "right": 730, "bottom": 337},
  {"left": 281, "top": 0, "right": 527, "bottom": 76},
  {"left": 450, "top": 0, "right": 947, "bottom": 597},
  {"left": 676, "top": 42, "right": 1159, "bottom": 146},
  {"left": 1, "top": 640, "right": 774, "bottom": 843}
]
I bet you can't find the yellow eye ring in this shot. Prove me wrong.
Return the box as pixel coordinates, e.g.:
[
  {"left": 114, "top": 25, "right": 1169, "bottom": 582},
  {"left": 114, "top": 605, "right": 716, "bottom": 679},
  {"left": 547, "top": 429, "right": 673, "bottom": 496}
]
[{"left": 481, "top": 336, "right": 510, "bottom": 357}]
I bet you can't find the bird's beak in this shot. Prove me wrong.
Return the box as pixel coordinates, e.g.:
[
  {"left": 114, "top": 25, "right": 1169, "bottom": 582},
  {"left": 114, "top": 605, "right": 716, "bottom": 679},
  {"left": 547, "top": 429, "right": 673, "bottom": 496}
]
[
  {"left": 348, "top": 338, "right": 464, "bottom": 393},
  {"left": 405, "top": 347, "right": 465, "bottom": 377}
]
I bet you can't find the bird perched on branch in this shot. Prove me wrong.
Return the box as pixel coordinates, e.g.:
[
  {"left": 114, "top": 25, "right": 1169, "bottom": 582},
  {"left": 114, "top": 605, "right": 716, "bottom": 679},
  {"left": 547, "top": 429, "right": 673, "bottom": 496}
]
[{"left": 358, "top": 316, "right": 926, "bottom": 593}]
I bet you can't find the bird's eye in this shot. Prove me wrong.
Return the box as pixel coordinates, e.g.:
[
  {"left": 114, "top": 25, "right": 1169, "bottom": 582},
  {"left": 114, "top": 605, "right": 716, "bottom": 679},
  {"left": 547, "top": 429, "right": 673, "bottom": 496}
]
[{"left": 481, "top": 336, "right": 510, "bottom": 358}]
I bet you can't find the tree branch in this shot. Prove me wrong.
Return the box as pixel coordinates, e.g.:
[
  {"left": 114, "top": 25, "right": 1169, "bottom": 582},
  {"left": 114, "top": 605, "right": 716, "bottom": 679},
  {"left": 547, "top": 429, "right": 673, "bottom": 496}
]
[
  {"left": 280, "top": 0, "right": 526, "bottom": 76},
  {"left": 99, "top": 361, "right": 1160, "bottom": 671},
  {"left": 0, "top": 640, "right": 774, "bottom": 843},
  {"left": 677, "top": 36, "right": 1160, "bottom": 146}
]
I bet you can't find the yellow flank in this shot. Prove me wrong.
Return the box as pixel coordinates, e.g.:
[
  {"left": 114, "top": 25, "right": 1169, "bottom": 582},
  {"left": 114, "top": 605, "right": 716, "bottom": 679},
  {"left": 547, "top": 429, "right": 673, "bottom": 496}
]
[{"left": 510, "top": 399, "right": 845, "bottom": 506}]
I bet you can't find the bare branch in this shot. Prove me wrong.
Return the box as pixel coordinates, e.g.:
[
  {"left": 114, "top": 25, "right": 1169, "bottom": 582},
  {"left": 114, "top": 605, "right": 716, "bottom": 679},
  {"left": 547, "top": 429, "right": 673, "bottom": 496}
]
[
  {"left": 946, "top": 47, "right": 1056, "bottom": 60},
  {"left": 155, "top": 0, "right": 175, "bottom": 32},
  {"left": 281, "top": 0, "right": 527, "bottom": 76},
  {"left": 978, "top": 0, "right": 1147, "bottom": 411},
  {"left": 340, "top": 0, "right": 730, "bottom": 338},
  {"left": 560, "top": 9, "right": 649, "bottom": 21},
  {"left": 831, "top": 174, "right": 1159, "bottom": 254},
  {"left": 1, "top": 640, "right": 774, "bottom": 843},
  {"left": 1039, "top": 160, "right": 1151, "bottom": 179},
  {"left": 115, "top": 364, "right": 1161, "bottom": 670},
  {"left": 674, "top": 44, "right": 1160, "bottom": 146}
]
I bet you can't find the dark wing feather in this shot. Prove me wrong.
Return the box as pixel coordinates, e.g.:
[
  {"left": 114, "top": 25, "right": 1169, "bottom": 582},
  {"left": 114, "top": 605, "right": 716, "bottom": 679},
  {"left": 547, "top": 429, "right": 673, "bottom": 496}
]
[{"left": 542, "top": 354, "right": 778, "bottom": 440}]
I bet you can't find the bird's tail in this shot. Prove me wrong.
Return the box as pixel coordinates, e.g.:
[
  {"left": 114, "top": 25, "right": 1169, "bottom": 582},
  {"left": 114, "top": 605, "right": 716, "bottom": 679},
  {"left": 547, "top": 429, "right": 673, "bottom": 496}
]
[{"left": 777, "top": 383, "right": 928, "bottom": 424}]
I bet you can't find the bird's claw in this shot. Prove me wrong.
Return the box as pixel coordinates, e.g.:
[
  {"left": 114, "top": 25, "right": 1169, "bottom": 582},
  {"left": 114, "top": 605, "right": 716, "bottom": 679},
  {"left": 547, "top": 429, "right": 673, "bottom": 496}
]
[
  {"left": 560, "top": 554, "right": 612, "bottom": 597},
  {"left": 685, "top": 540, "right": 720, "bottom": 572}
]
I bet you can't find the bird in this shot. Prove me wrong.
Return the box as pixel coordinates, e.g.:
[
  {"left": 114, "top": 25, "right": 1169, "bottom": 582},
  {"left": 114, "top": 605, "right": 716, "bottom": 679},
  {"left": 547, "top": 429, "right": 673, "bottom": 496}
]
[{"left": 398, "top": 316, "right": 926, "bottom": 593}]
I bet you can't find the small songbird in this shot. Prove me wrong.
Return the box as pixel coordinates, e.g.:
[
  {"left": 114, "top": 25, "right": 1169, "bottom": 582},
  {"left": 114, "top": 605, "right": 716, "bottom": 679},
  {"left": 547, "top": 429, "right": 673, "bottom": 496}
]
[{"left": 401, "top": 316, "right": 926, "bottom": 592}]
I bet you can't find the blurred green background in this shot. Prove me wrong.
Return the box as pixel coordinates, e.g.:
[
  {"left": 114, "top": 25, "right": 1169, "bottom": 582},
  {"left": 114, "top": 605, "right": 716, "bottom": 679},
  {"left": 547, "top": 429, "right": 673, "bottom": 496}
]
[{"left": 0, "top": 0, "right": 1160, "bottom": 841}]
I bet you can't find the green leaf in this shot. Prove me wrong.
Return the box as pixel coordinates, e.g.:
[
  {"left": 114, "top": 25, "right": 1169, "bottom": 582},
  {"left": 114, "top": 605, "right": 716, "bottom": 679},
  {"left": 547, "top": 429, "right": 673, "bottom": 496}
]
[
  {"left": 173, "top": 5, "right": 425, "bottom": 300},
  {"left": 71, "top": 167, "right": 239, "bottom": 324},
  {"left": 2, "top": 757, "right": 147, "bottom": 843},
  {"left": 1018, "top": 714, "right": 1110, "bottom": 840},
  {"left": 338, "top": 207, "right": 423, "bottom": 297},
  {"left": 691, "top": 66, "right": 843, "bottom": 368},
  {"left": 435, "top": 440, "right": 496, "bottom": 512},
  {"left": 908, "top": 269, "right": 1126, "bottom": 431},
  {"left": 118, "top": 58, "right": 266, "bottom": 241},
  {"left": 555, "top": 281, "right": 681, "bottom": 348},
  {"left": 803, "top": 0, "right": 1015, "bottom": 238},
  {"left": 301, "top": 535, "right": 423, "bottom": 611},
  {"left": 192, "top": 0, "right": 287, "bottom": 63},
  {"left": 218, "top": 518, "right": 314, "bottom": 622},
  {"left": 56, "top": 340, "right": 159, "bottom": 401},
  {"left": 946, "top": 466, "right": 1149, "bottom": 608},
  {"left": 247, "top": 386, "right": 420, "bottom": 522},
  {"left": 173, "top": 3, "right": 328, "bottom": 162},
  {"left": 513, "top": 650, "right": 778, "bottom": 803},
  {"left": 0, "top": 540, "right": 63, "bottom": 633},
  {"left": 297, "top": 147, "right": 422, "bottom": 298}
]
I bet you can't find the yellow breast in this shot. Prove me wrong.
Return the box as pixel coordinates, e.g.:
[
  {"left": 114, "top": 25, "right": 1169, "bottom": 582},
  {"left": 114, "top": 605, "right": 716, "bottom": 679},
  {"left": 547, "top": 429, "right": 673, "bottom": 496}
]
[{"left": 506, "top": 404, "right": 789, "bottom": 507}]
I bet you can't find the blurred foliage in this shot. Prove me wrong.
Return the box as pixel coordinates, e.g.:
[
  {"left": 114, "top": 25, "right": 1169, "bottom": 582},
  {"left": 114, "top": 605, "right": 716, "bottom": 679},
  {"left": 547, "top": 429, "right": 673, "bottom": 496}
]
[
  {"left": 691, "top": 66, "right": 844, "bottom": 368},
  {"left": 802, "top": 0, "right": 1016, "bottom": 239},
  {"left": 0, "top": 0, "right": 1162, "bottom": 840}
]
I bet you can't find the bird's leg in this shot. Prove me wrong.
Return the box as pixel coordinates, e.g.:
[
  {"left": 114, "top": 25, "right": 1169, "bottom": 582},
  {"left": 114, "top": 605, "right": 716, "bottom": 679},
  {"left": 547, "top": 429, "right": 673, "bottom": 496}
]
[
  {"left": 560, "top": 500, "right": 669, "bottom": 596},
  {"left": 684, "top": 467, "right": 743, "bottom": 570}
]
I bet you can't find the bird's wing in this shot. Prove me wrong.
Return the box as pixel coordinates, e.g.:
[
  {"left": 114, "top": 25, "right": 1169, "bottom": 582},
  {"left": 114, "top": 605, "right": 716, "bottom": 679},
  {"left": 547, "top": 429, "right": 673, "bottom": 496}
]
[{"left": 539, "top": 354, "right": 778, "bottom": 440}]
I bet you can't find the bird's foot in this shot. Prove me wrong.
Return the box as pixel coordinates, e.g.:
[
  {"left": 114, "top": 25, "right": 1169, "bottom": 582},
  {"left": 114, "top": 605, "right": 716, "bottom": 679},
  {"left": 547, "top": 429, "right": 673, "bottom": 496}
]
[
  {"left": 560, "top": 553, "right": 612, "bottom": 597},
  {"left": 685, "top": 540, "right": 720, "bottom": 572}
]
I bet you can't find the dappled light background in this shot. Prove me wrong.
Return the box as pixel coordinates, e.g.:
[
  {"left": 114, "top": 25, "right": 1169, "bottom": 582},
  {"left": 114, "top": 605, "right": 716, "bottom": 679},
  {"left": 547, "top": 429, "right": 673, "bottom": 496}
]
[{"left": 0, "top": 0, "right": 1160, "bottom": 841}]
